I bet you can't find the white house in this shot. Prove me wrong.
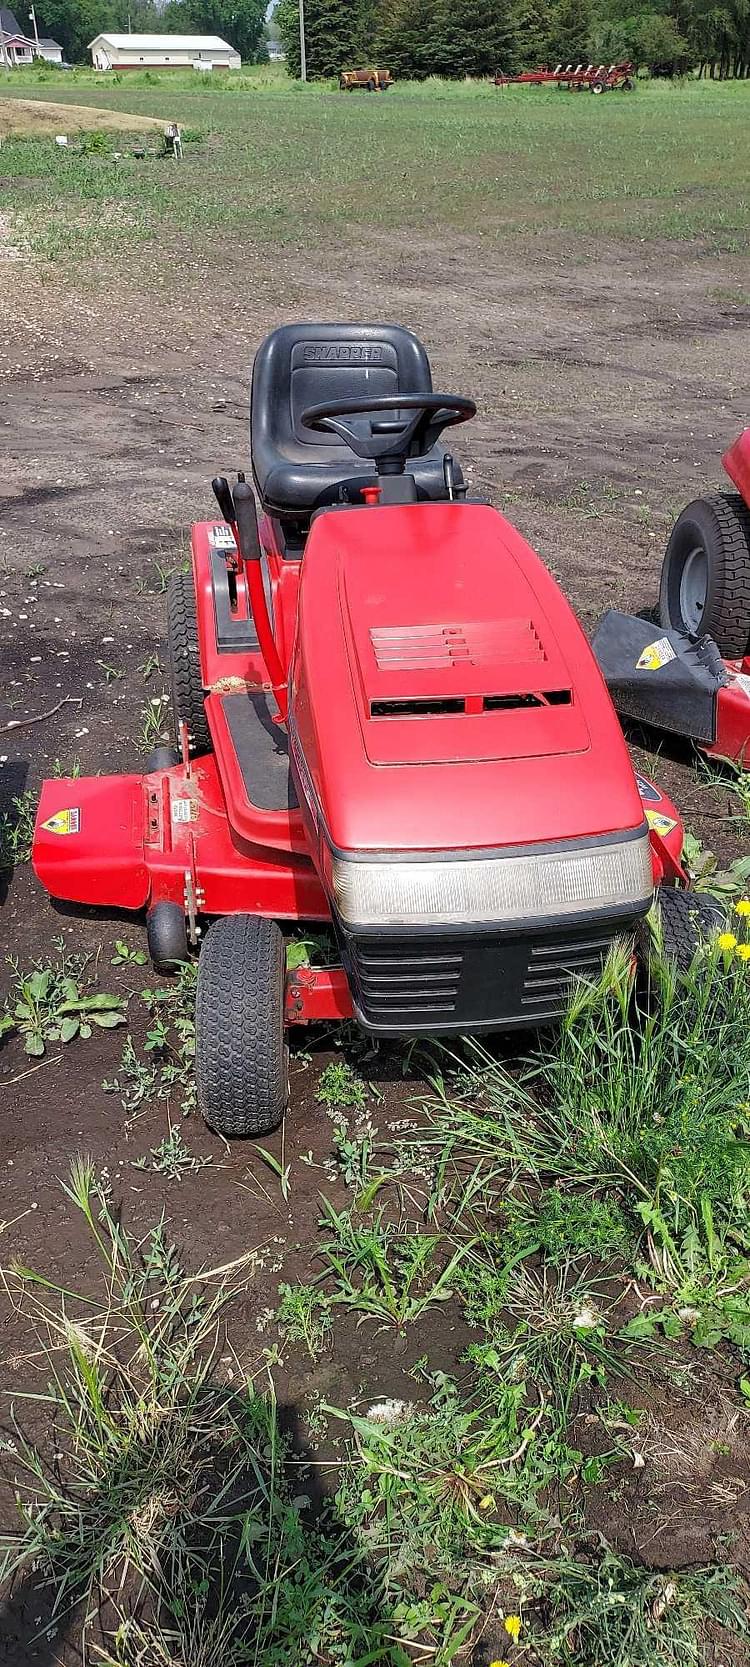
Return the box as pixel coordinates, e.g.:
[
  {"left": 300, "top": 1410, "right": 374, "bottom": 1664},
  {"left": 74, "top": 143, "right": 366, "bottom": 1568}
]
[
  {"left": 36, "top": 37, "right": 63, "bottom": 63},
  {"left": 89, "top": 33, "right": 241, "bottom": 72}
]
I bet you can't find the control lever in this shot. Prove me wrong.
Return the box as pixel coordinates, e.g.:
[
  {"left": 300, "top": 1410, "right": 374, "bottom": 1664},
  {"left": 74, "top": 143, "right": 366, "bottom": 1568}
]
[
  {"left": 231, "top": 482, "right": 287, "bottom": 722},
  {"left": 211, "top": 475, "right": 236, "bottom": 525}
]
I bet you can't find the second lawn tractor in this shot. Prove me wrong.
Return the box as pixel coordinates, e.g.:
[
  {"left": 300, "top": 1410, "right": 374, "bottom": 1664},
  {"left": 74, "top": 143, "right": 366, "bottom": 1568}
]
[
  {"left": 34, "top": 324, "right": 690, "bottom": 1139},
  {"left": 593, "top": 429, "right": 750, "bottom": 764}
]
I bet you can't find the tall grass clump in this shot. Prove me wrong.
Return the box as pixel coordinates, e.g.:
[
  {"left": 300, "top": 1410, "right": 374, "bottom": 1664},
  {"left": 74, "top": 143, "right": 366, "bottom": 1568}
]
[
  {"left": 422, "top": 933, "right": 750, "bottom": 1298},
  {"left": 0, "top": 1161, "right": 397, "bottom": 1665}
]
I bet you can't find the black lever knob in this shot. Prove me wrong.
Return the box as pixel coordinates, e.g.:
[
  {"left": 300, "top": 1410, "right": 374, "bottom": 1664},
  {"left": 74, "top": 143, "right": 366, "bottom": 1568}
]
[
  {"left": 212, "top": 475, "right": 236, "bottom": 524},
  {"left": 232, "top": 480, "right": 262, "bottom": 564}
]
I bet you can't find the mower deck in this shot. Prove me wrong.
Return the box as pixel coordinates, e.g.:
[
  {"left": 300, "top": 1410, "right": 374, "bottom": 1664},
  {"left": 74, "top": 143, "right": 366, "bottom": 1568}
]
[
  {"left": 593, "top": 429, "right": 750, "bottom": 764},
  {"left": 35, "top": 755, "right": 327, "bottom": 924}
]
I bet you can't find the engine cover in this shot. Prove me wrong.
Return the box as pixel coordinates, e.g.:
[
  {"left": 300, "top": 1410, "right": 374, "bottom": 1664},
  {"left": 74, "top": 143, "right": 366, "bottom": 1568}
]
[{"left": 289, "top": 501, "right": 646, "bottom": 856}]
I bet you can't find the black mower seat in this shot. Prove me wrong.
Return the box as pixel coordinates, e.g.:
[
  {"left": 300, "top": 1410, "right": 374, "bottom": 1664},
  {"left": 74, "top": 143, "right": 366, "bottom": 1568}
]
[{"left": 250, "top": 322, "right": 460, "bottom": 520}]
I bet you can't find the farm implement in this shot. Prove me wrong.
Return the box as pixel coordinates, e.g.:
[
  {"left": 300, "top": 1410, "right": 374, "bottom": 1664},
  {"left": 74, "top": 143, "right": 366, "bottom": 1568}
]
[
  {"left": 593, "top": 429, "right": 750, "bottom": 764},
  {"left": 495, "top": 61, "right": 635, "bottom": 92},
  {"left": 34, "top": 323, "right": 692, "bottom": 1140}
]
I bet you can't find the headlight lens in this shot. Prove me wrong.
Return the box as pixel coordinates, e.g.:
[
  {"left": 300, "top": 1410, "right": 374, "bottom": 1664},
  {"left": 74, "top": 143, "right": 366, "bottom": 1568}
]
[{"left": 331, "top": 832, "right": 653, "bottom": 928}]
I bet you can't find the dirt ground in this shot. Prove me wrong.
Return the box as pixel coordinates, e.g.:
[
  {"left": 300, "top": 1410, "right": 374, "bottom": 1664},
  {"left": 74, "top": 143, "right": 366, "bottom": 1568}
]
[
  {"left": 2, "top": 220, "right": 750, "bottom": 1661},
  {"left": 0, "top": 98, "right": 165, "bottom": 137}
]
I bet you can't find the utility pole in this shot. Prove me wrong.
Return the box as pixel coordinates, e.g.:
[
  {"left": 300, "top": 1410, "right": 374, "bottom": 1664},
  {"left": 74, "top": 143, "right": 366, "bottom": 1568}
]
[
  {"left": 299, "top": 0, "right": 306, "bottom": 80},
  {"left": 29, "top": 3, "right": 40, "bottom": 52}
]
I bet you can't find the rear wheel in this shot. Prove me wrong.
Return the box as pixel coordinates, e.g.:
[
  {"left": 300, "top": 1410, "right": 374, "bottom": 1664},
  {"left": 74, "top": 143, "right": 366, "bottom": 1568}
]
[
  {"left": 591, "top": 79, "right": 606, "bottom": 92},
  {"left": 659, "top": 492, "right": 750, "bottom": 657},
  {"left": 366, "top": 78, "right": 375, "bottom": 90},
  {"left": 196, "top": 914, "right": 287, "bottom": 1138},
  {"left": 166, "top": 573, "right": 212, "bottom": 756}
]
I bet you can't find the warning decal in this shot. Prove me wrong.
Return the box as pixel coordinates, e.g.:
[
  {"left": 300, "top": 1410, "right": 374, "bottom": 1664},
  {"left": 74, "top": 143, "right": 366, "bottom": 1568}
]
[
  {"left": 645, "top": 807, "right": 677, "bottom": 837},
  {"left": 636, "top": 637, "right": 677, "bottom": 672},
  {"left": 731, "top": 673, "right": 750, "bottom": 701},
  {"left": 41, "top": 807, "right": 80, "bottom": 837},
  {"left": 171, "top": 797, "right": 195, "bottom": 824},
  {"left": 635, "top": 773, "right": 661, "bottom": 804}
]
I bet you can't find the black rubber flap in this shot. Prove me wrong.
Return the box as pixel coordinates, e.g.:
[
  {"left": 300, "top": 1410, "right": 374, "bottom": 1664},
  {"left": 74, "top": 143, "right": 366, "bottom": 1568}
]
[
  {"left": 222, "top": 691, "right": 298, "bottom": 811},
  {"left": 591, "top": 609, "right": 728, "bottom": 744}
]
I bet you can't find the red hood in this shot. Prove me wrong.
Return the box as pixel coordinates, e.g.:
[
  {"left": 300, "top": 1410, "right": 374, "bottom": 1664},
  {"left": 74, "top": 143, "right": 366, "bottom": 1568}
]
[{"left": 291, "top": 501, "right": 645, "bottom": 854}]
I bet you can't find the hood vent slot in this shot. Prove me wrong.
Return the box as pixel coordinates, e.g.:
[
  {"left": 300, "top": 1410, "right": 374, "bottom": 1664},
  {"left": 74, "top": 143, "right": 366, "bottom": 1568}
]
[
  {"left": 371, "top": 689, "right": 572, "bottom": 718},
  {"left": 370, "top": 620, "right": 547, "bottom": 671}
]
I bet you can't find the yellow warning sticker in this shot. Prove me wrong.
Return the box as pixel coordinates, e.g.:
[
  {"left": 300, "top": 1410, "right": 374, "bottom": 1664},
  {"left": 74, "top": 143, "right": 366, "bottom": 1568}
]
[
  {"left": 636, "top": 636, "right": 677, "bottom": 672},
  {"left": 645, "top": 807, "right": 677, "bottom": 837},
  {"left": 41, "top": 807, "right": 80, "bottom": 836}
]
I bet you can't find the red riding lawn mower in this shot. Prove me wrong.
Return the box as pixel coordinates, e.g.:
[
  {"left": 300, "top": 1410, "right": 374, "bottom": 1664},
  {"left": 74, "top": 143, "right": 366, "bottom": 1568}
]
[
  {"left": 34, "top": 323, "right": 698, "bottom": 1141},
  {"left": 593, "top": 430, "right": 750, "bottom": 763}
]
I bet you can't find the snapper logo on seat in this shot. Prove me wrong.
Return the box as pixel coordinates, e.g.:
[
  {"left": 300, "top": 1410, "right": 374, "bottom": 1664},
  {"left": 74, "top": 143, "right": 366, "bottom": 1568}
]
[
  {"left": 303, "top": 344, "right": 384, "bottom": 363},
  {"left": 41, "top": 807, "right": 80, "bottom": 836}
]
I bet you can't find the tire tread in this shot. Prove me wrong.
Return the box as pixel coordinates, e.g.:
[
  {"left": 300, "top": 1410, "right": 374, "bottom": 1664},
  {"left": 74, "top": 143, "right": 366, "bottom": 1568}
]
[
  {"left": 196, "top": 914, "right": 286, "bottom": 1138},
  {"left": 660, "top": 491, "right": 750, "bottom": 658},
  {"left": 167, "top": 573, "right": 212, "bottom": 756}
]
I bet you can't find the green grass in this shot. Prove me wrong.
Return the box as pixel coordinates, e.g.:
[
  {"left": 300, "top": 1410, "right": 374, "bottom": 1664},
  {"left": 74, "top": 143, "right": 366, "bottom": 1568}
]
[
  {"left": 1, "top": 76, "right": 748, "bottom": 268},
  {"left": 0, "top": 790, "right": 36, "bottom": 871}
]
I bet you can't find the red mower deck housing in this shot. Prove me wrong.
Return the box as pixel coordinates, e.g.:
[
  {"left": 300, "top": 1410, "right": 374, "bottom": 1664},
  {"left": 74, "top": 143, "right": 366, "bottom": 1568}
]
[{"left": 593, "top": 428, "right": 750, "bottom": 764}]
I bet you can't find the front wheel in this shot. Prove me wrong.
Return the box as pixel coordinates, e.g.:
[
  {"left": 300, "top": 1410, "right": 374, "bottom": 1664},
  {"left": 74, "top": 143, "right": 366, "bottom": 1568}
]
[
  {"left": 196, "top": 914, "right": 287, "bottom": 1138},
  {"left": 659, "top": 492, "right": 750, "bottom": 657},
  {"left": 638, "top": 888, "right": 725, "bottom": 973}
]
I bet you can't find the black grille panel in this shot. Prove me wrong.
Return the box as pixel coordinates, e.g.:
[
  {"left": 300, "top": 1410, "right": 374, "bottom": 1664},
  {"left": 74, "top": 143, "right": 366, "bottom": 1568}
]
[{"left": 340, "top": 921, "right": 630, "bottom": 1034}]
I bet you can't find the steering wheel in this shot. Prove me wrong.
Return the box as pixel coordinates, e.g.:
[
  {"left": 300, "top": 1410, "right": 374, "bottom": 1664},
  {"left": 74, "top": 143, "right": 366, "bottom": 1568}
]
[{"left": 300, "top": 393, "right": 476, "bottom": 470}]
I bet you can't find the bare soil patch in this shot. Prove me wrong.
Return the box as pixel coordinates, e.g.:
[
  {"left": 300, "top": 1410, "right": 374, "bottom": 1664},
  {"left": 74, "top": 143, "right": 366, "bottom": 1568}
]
[{"left": 0, "top": 97, "right": 165, "bottom": 137}]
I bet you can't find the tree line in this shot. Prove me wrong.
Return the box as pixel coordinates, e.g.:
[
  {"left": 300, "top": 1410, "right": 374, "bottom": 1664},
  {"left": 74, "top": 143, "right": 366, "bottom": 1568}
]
[{"left": 275, "top": 0, "right": 750, "bottom": 80}]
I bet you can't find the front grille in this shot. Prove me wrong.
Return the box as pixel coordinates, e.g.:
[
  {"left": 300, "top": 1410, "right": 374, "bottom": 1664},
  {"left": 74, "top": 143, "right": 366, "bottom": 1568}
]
[
  {"left": 521, "top": 936, "right": 614, "bottom": 1011},
  {"left": 350, "top": 944, "right": 464, "bottom": 1023},
  {"left": 340, "top": 921, "right": 627, "bottom": 1034}
]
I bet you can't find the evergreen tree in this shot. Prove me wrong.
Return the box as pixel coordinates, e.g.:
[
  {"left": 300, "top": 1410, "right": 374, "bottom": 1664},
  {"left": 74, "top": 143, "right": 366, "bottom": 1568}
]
[
  {"left": 512, "top": 0, "right": 552, "bottom": 66},
  {"left": 549, "top": 0, "right": 592, "bottom": 60},
  {"left": 276, "top": 0, "right": 374, "bottom": 78}
]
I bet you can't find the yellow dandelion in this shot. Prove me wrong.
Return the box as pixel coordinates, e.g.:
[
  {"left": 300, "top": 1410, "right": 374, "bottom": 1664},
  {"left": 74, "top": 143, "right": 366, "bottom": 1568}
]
[
  {"left": 738, "top": 944, "right": 750, "bottom": 962},
  {"left": 504, "top": 1615, "right": 522, "bottom": 1642},
  {"left": 489, "top": 1660, "right": 511, "bottom": 1667},
  {"left": 717, "top": 932, "right": 738, "bottom": 952},
  {"left": 736, "top": 900, "right": 750, "bottom": 917}
]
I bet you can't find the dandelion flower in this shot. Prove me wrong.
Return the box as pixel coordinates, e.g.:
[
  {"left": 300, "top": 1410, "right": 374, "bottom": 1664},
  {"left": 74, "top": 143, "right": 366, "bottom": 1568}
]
[
  {"left": 504, "top": 1615, "right": 522, "bottom": 1641},
  {"left": 717, "top": 932, "right": 738, "bottom": 951},
  {"left": 738, "top": 944, "right": 750, "bottom": 962},
  {"left": 489, "top": 1660, "right": 511, "bottom": 1667},
  {"left": 736, "top": 900, "right": 750, "bottom": 917}
]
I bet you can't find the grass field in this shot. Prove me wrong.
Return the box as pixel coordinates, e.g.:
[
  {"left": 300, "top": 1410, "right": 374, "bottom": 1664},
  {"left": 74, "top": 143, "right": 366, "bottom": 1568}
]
[
  {"left": 2, "top": 66, "right": 750, "bottom": 1667},
  {"left": 1, "top": 71, "right": 749, "bottom": 261}
]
